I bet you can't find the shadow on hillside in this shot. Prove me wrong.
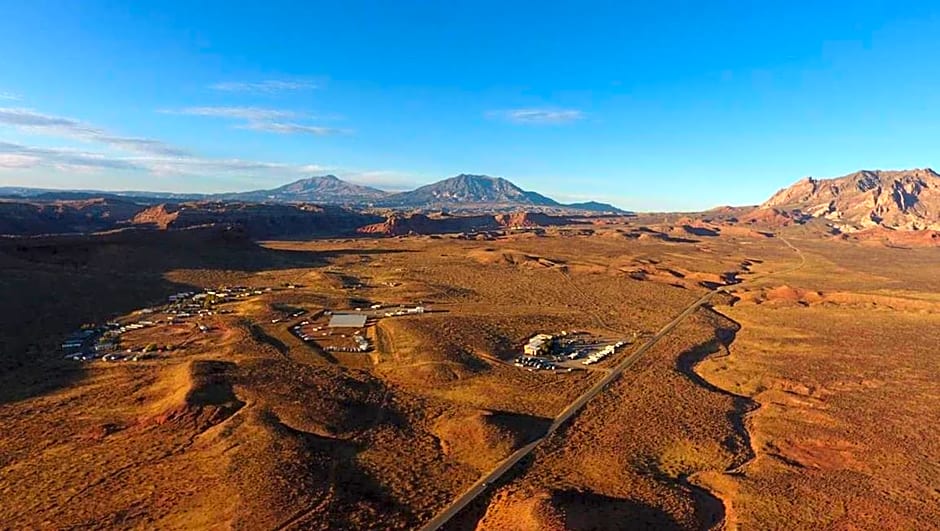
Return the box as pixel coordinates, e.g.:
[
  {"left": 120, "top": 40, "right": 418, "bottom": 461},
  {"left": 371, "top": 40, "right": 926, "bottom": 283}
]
[
  {"left": 447, "top": 482, "right": 686, "bottom": 530},
  {"left": 681, "top": 224, "right": 720, "bottom": 237},
  {"left": 0, "top": 227, "right": 413, "bottom": 405}
]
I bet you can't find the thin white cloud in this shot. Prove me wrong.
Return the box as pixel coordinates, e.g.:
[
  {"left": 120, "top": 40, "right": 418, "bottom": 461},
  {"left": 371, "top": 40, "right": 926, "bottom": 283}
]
[
  {"left": 0, "top": 107, "right": 189, "bottom": 156},
  {"left": 487, "top": 108, "right": 585, "bottom": 125},
  {"left": 0, "top": 92, "right": 20, "bottom": 101},
  {"left": 0, "top": 139, "right": 329, "bottom": 177},
  {"left": 209, "top": 80, "right": 317, "bottom": 93},
  {"left": 130, "top": 155, "right": 329, "bottom": 176},
  {"left": 163, "top": 106, "right": 299, "bottom": 121},
  {"left": 0, "top": 153, "right": 40, "bottom": 168},
  {"left": 0, "top": 104, "right": 399, "bottom": 192},
  {"left": 0, "top": 107, "right": 96, "bottom": 132},
  {"left": 0, "top": 140, "right": 143, "bottom": 171},
  {"left": 238, "top": 121, "right": 346, "bottom": 136},
  {"left": 93, "top": 135, "right": 189, "bottom": 156},
  {"left": 339, "top": 170, "right": 420, "bottom": 191},
  {"left": 163, "top": 106, "right": 344, "bottom": 136},
  {"left": 0, "top": 138, "right": 418, "bottom": 194}
]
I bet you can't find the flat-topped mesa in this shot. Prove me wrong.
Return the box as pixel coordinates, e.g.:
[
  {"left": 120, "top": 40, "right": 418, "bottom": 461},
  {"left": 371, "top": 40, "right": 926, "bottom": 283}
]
[{"left": 130, "top": 201, "right": 382, "bottom": 238}]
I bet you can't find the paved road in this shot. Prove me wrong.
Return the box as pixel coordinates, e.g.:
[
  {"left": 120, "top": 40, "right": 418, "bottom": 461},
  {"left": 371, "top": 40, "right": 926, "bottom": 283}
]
[
  {"left": 418, "top": 289, "right": 717, "bottom": 531},
  {"left": 419, "top": 236, "right": 805, "bottom": 531}
]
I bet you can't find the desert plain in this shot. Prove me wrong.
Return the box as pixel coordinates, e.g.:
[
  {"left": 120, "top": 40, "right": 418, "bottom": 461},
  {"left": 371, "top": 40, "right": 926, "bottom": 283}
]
[{"left": 1, "top": 209, "right": 937, "bottom": 531}]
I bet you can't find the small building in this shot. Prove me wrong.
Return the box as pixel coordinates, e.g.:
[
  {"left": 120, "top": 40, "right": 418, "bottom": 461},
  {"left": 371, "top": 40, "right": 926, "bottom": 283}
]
[
  {"left": 329, "top": 313, "right": 368, "bottom": 328},
  {"left": 524, "top": 334, "right": 554, "bottom": 356}
]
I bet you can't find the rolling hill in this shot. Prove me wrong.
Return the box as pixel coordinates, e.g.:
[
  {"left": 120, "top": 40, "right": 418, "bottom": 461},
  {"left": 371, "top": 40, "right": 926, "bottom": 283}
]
[{"left": 0, "top": 197, "right": 146, "bottom": 235}]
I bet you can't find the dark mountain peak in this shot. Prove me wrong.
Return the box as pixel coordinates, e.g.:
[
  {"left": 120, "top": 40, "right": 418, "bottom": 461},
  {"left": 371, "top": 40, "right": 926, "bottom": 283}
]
[
  {"left": 436, "top": 174, "right": 518, "bottom": 189},
  {"left": 222, "top": 174, "right": 388, "bottom": 203},
  {"left": 379, "top": 173, "right": 559, "bottom": 208},
  {"left": 454, "top": 177, "right": 496, "bottom": 181},
  {"left": 450, "top": 173, "right": 509, "bottom": 185},
  {"left": 431, "top": 174, "right": 525, "bottom": 195},
  {"left": 282, "top": 174, "right": 347, "bottom": 190}
]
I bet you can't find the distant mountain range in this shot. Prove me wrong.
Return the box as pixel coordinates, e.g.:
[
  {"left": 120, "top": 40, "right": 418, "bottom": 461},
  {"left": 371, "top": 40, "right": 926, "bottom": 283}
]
[
  {"left": 756, "top": 168, "right": 940, "bottom": 231},
  {"left": 8, "top": 168, "right": 940, "bottom": 237},
  {"left": 0, "top": 174, "right": 628, "bottom": 214}
]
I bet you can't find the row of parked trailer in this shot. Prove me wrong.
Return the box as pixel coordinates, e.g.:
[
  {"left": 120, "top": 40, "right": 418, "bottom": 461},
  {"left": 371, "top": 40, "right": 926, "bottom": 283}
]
[
  {"left": 380, "top": 306, "right": 426, "bottom": 317},
  {"left": 514, "top": 355, "right": 557, "bottom": 370},
  {"left": 273, "top": 308, "right": 306, "bottom": 324},
  {"left": 61, "top": 285, "right": 267, "bottom": 363},
  {"left": 290, "top": 320, "right": 316, "bottom": 340},
  {"left": 582, "top": 340, "right": 627, "bottom": 365},
  {"left": 290, "top": 319, "right": 373, "bottom": 352},
  {"left": 62, "top": 320, "right": 162, "bottom": 361},
  {"left": 325, "top": 334, "right": 371, "bottom": 353}
]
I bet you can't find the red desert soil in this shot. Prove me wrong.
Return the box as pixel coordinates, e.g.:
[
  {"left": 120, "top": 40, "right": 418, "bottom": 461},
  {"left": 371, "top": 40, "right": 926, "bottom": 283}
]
[
  {"left": 432, "top": 410, "right": 550, "bottom": 472},
  {"left": 357, "top": 212, "right": 573, "bottom": 236},
  {"left": 738, "top": 207, "right": 808, "bottom": 227},
  {"left": 131, "top": 202, "right": 182, "bottom": 229},
  {"left": 839, "top": 226, "right": 940, "bottom": 247},
  {"left": 469, "top": 311, "right": 747, "bottom": 531},
  {"left": 692, "top": 235, "right": 940, "bottom": 530},
  {"left": 1, "top": 220, "right": 938, "bottom": 529},
  {"left": 479, "top": 488, "right": 681, "bottom": 530}
]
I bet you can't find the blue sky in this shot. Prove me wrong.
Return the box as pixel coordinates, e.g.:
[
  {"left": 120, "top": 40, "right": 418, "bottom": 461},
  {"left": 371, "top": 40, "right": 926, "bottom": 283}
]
[{"left": 0, "top": 1, "right": 938, "bottom": 210}]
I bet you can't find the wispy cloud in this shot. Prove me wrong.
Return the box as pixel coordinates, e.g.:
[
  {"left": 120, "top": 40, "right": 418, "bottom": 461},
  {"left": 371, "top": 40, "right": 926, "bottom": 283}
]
[
  {"left": 129, "top": 155, "right": 329, "bottom": 178},
  {"left": 92, "top": 136, "right": 189, "bottom": 156},
  {"left": 0, "top": 107, "right": 96, "bottom": 132},
  {"left": 0, "top": 110, "right": 283, "bottom": 174},
  {"left": 0, "top": 153, "right": 41, "bottom": 168},
  {"left": 0, "top": 139, "right": 329, "bottom": 177},
  {"left": 487, "top": 108, "right": 585, "bottom": 125},
  {"left": 0, "top": 107, "right": 189, "bottom": 156},
  {"left": 0, "top": 92, "right": 21, "bottom": 101},
  {"left": 0, "top": 104, "right": 390, "bottom": 191},
  {"left": 238, "top": 121, "right": 346, "bottom": 136},
  {"left": 209, "top": 80, "right": 317, "bottom": 93},
  {"left": 0, "top": 140, "right": 143, "bottom": 171},
  {"left": 340, "top": 170, "right": 419, "bottom": 191},
  {"left": 163, "top": 106, "right": 343, "bottom": 136},
  {"left": 163, "top": 106, "right": 298, "bottom": 121}
]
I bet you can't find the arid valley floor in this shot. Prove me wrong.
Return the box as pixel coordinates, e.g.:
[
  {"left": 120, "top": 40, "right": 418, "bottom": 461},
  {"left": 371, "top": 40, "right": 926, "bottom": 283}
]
[{"left": 1, "top": 215, "right": 938, "bottom": 530}]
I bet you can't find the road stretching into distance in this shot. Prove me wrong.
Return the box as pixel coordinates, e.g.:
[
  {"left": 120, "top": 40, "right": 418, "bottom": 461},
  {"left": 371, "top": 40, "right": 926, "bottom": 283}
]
[{"left": 419, "top": 236, "right": 806, "bottom": 531}]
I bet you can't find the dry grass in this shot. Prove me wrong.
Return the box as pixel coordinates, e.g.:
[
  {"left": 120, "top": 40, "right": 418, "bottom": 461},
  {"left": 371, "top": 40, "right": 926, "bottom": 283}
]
[
  {"left": 472, "top": 313, "right": 743, "bottom": 530},
  {"left": 1, "top": 221, "right": 937, "bottom": 529},
  {"left": 691, "top": 232, "right": 940, "bottom": 530}
]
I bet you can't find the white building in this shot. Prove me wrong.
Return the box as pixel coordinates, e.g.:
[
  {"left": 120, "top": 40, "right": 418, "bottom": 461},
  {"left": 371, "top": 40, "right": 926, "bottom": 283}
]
[{"left": 524, "top": 334, "right": 554, "bottom": 356}]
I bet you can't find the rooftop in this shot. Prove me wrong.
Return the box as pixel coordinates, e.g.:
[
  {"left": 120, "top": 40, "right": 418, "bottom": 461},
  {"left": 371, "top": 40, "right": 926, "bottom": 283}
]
[{"left": 328, "top": 313, "right": 368, "bottom": 328}]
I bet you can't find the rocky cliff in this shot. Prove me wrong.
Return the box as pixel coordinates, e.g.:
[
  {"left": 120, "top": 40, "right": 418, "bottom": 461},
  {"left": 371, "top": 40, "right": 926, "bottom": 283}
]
[{"left": 758, "top": 168, "right": 940, "bottom": 231}]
